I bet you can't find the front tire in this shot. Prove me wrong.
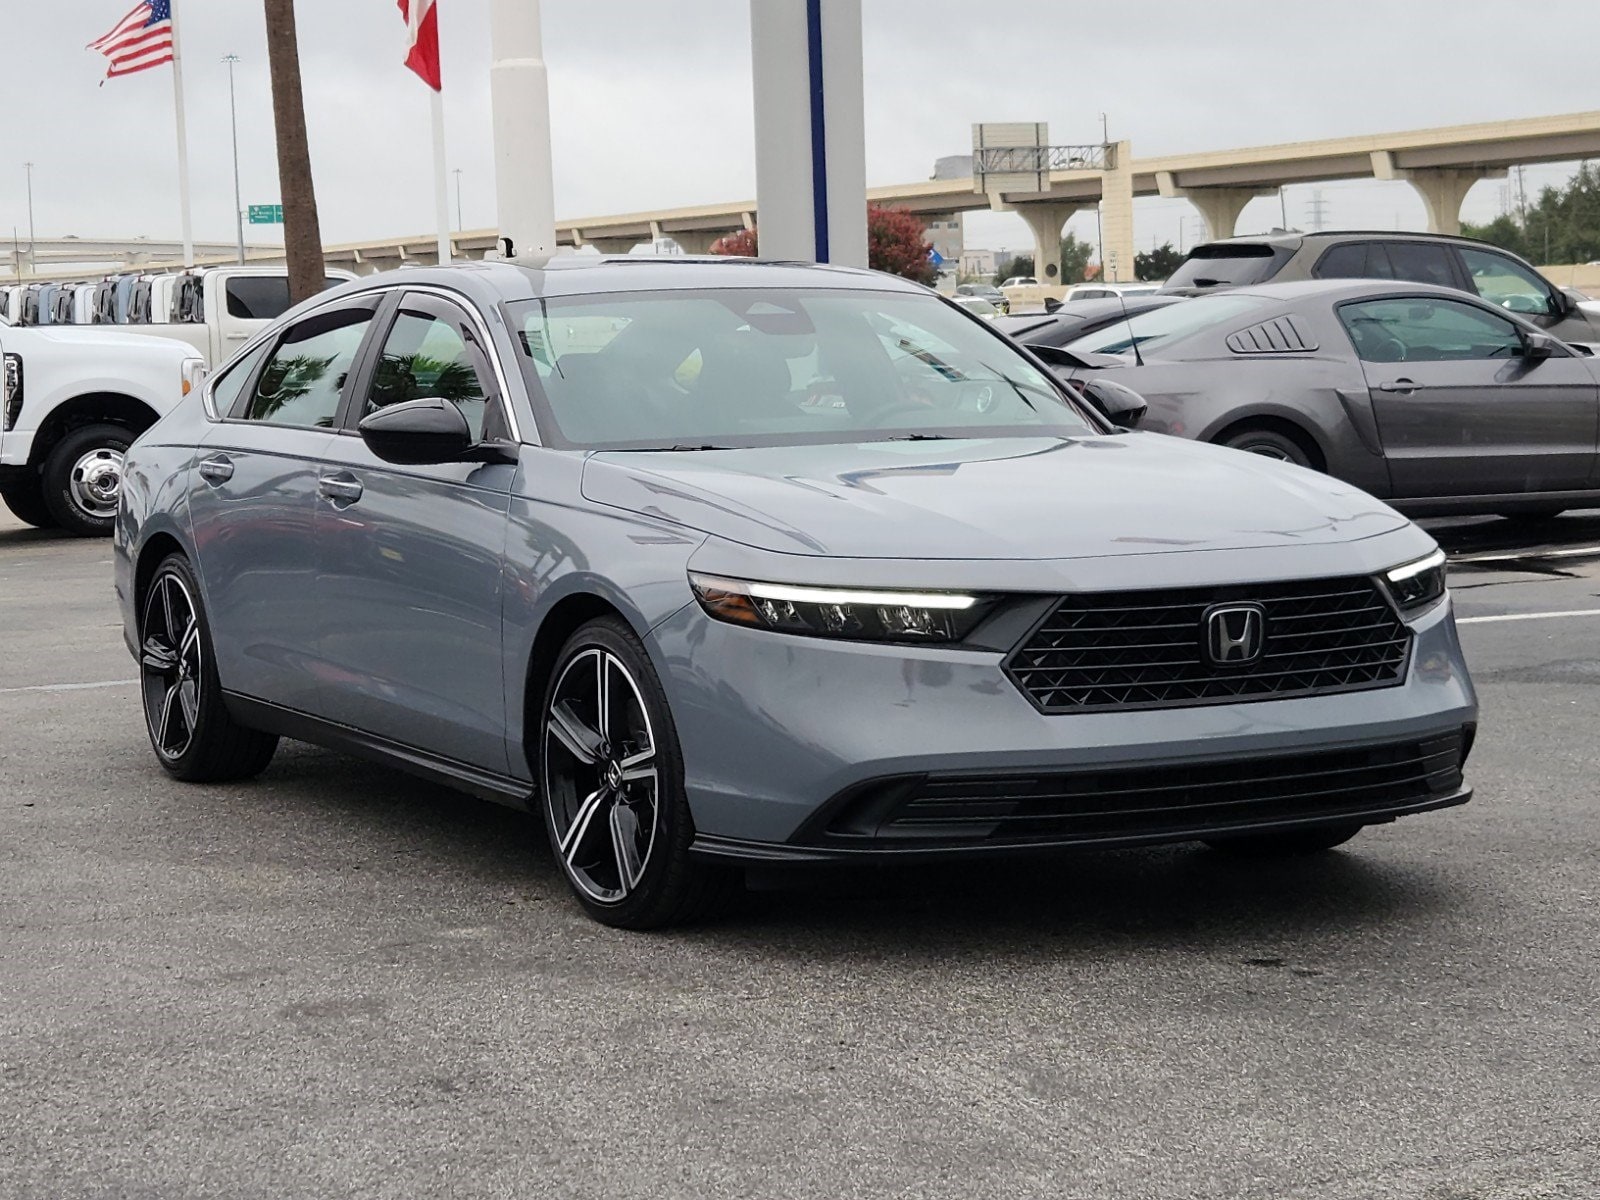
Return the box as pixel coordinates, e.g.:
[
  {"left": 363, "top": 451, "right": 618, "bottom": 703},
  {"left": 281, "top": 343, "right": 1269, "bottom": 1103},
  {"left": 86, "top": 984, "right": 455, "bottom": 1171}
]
[
  {"left": 1204, "top": 822, "right": 1362, "bottom": 857},
  {"left": 0, "top": 477, "right": 58, "bottom": 529},
  {"left": 139, "top": 553, "right": 278, "bottom": 782},
  {"left": 540, "top": 616, "right": 734, "bottom": 929},
  {"left": 41, "top": 423, "right": 133, "bottom": 537}
]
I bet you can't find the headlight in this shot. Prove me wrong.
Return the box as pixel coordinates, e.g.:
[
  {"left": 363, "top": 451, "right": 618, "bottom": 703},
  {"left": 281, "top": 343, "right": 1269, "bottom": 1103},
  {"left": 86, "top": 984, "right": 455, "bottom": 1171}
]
[
  {"left": 1384, "top": 548, "right": 1447, "bottom": 614},
  {"left": 181, "top": 357, "right": 207, "bottom": 400},
  {"left": 2, "top": 353, "right": 21, "bottom": 431},
  {"left": 689, "top": 573, "right": 991, "bottom": 643}
]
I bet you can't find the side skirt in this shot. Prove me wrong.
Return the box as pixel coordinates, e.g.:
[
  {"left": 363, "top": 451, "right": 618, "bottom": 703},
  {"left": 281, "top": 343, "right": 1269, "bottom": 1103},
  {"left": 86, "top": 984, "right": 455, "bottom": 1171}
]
[{"left": 223, "top": 692, "right": 534, "bottom": 811}]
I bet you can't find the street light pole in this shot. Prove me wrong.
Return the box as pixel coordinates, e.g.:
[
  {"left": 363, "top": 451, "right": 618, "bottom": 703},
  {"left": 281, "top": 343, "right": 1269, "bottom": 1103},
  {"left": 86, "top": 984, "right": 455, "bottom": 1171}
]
[
  {"left": 453, "top": 167, "right": 463, "bottom": 232},
  {"left": 23, "top": 162, "right": 35, "bottom": 280},
  {"left": 223, "top": 54, "right": 245, "bottom": 264}
]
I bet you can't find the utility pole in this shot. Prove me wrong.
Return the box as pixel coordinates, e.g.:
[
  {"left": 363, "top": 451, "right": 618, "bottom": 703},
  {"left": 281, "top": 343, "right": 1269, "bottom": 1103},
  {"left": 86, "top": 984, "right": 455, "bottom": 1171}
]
[
  {"left": 23, "top": 162, "right": 34, "bottom": 280},
  {"left": 223, "top": 54, "right": 245, "bottom": 264},
  {"left": 453, "top": 167, "right": 463, "bottom": 231},
  {"left": 1278, "top": 185, "right": 1288, "bottom": 230}
]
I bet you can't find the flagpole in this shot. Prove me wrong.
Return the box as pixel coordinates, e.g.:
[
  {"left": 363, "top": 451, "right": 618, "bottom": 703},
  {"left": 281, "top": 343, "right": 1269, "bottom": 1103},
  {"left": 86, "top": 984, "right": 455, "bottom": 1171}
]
[
  {"left": 169, "top": 2, "right": 194, "bottom": 265},
  {"left": 431, "top": 90, "right": 451, "bottom": 265}
]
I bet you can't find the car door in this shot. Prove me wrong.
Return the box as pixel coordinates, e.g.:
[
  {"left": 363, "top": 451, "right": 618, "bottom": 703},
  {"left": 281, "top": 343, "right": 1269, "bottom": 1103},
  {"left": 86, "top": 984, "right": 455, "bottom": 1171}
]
[
  {"left": 186, "top": 296, "right": 383, "bottom": 712},
  {"left": 313, "top": 289, "right": 518, "bottom": 774},
  {"left": 1338, "top": 293, "right": 1599, "bottom": 498}
]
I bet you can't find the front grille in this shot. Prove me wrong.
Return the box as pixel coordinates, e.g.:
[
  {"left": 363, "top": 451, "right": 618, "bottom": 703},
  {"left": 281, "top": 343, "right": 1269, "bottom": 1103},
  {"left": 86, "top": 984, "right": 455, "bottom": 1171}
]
[
  {"left": 827, "top": 733, "right": 1465, "bottom": 844},
  {"left": 1006, "top": 576, "right": 1410, "bottom": 712}
]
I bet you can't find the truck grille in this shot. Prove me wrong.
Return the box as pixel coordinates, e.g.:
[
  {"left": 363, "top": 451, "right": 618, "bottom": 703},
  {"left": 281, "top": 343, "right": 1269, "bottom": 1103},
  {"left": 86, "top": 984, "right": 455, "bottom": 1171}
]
[{"left": 1007, "top": 576, "right": 1410, "bottom": 712}]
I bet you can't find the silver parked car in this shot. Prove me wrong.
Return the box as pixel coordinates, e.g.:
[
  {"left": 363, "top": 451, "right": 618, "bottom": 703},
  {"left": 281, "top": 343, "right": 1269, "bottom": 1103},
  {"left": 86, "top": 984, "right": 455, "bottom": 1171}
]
[
  {"left": 115, "top": 259, "right": 1477, "bottom": 928},
  {"left": 1045, "top": 278, "right": 1600, "bottom": 520}
]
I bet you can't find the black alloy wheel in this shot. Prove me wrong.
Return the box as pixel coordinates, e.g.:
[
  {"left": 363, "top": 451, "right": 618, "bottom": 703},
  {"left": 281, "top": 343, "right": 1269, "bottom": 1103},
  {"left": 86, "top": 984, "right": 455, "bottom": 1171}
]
[
  {"left": 541, "top": 617, "right": 733, "bottom": 929},
  {"left": 138, "top": 554, "right": 278, "bottom": 782}
]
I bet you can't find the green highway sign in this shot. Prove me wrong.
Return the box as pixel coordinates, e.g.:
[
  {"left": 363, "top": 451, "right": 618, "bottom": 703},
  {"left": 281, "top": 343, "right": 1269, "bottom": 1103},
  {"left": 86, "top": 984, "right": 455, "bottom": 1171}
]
[{"left": 247, "top": 204, "right": 284, "bottom": 225}]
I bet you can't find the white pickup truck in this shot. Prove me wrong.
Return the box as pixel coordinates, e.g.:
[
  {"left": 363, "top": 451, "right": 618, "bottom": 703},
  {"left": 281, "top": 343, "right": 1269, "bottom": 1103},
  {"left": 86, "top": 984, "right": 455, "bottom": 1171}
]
[
  {"left": 0, "top": 318, "right": 204, "bottom": 536},
  {"left": 106, "top": 265, "right": 357, "bottom": 367}
]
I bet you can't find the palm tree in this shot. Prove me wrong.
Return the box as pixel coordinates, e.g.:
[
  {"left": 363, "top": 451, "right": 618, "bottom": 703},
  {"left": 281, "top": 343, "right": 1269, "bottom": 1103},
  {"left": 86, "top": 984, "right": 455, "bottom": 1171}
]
[{"left": 263, "top": 0, "right": 325, "bottom": 303}]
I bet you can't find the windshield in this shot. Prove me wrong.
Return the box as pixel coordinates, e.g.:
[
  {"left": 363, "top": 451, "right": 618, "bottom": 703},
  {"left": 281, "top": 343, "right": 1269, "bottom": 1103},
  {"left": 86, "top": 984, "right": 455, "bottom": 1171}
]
[
  {"left": 1165, "top": 243, "right": 1288, "bottom": 289},
  {"left": 1063, "top": 294, "right": 1267, "bottom": 357},
  {"left": 508, "top": 288, "right": 1095, "bottom": 450}
]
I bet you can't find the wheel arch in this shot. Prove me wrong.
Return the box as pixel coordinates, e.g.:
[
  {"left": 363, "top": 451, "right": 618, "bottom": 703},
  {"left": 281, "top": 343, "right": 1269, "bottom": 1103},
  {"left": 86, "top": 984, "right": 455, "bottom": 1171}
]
[
  {"left": 520, "top": 589, "right": 640, "bottom": 778},
  {"left": 1208, "top": 412, "right": 1328, "bottom": 472},
  {"left": 133, "top": 528, "right": 192, "bottom": 622},
  {"left": 28, "top": 392, "right": 162, "bottom": 468}
]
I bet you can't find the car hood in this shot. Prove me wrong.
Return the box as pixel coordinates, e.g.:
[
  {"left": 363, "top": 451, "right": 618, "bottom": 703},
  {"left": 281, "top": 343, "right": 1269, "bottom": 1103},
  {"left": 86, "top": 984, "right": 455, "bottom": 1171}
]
[
  {"left": 12, "top": 326, "right": 195, "bottom": 354},
  {"left": 581, "top": 436, "right": 1408, "bottom": 560}
]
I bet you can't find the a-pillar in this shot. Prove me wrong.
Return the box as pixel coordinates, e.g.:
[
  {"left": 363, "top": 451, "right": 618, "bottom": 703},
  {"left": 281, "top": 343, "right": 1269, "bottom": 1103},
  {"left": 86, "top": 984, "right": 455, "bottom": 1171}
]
[
  {"left": 1011, "top": 202, "right": 1081, "bottom": 283},
  {"left": 1098, "top": 140, "right": 1136, "bottom": 282},
  {"left": 1370, "top": 151, "right": 1504, "bottom": 236},
  {"left": 1155, "top": 171, "right": 1271, "bottom": 243}
]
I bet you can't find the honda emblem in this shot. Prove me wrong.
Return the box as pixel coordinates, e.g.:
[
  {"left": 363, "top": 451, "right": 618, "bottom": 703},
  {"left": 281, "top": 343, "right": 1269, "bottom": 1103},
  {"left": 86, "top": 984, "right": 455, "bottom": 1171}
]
[{"left": 1203, "top": 604, "right": 1266, "bottom": 667}]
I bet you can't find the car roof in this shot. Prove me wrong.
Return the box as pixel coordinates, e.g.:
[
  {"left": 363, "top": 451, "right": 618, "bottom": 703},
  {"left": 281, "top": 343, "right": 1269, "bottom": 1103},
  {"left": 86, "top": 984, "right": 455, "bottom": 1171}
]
[
  {"left": 330, "top": 255, "right": 924, "bottom": 304},
  {"left": 1197, "top": 229, "right": 1504, "bottom": 251}
]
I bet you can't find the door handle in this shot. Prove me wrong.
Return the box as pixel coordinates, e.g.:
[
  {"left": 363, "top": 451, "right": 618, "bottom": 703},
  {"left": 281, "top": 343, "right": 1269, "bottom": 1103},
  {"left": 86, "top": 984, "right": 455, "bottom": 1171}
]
[
  {"left": 197, "top": 454, "right": 234, "bottom": 485},
  {"left": 1376, "top": 378, "right": 1417, "bottom": 394},
  {"left": 318, "top": 473, "right": 364, "bottom": 504}
]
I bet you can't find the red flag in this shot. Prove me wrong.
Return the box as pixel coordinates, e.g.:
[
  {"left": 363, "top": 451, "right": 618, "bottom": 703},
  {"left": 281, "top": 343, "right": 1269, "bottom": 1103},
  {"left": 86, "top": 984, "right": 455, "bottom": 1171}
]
[{"left": 398, "top": 0, "right": 440, "bottom": 91}]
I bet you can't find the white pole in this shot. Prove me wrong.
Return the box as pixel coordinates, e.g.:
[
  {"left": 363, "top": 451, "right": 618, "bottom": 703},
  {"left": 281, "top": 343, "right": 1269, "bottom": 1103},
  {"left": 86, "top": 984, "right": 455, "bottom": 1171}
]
[
  {"left": 224, "top": 55, "right": 245, "bottom": 264},
  {"left": 169, "top": 5, "right": 194, "bottom": 265},
  {"left": 431, "top": 89, "right": 451, "bottom": 264},
  {"left": 489, "top": 0, "right": 557, "bottom": 258}
]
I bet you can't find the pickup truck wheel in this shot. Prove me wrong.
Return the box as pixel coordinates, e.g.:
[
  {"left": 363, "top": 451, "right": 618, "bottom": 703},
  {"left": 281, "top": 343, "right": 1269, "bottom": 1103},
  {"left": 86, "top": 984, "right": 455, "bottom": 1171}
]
[
  {"left": 41, "top": 423, "right": 133, "bottom": 537},
  {"left": 0, "top": 477, "right": 58, "bottom": 529}
]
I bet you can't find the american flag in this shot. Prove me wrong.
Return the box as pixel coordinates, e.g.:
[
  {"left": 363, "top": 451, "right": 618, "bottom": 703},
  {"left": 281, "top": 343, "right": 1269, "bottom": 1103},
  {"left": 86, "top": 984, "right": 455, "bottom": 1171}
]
[{"left": 88, "top": 0, "right": 175, "bottom": 82}]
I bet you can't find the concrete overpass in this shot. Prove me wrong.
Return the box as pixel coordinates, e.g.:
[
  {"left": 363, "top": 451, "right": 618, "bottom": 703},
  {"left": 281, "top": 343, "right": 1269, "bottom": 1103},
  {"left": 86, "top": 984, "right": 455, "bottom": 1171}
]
[
  {"left": 13, "top": 110, "right": 1600, "bottom": 285},
  {"left": 4, "top": 237, "right": 273, "bottom": 280}
]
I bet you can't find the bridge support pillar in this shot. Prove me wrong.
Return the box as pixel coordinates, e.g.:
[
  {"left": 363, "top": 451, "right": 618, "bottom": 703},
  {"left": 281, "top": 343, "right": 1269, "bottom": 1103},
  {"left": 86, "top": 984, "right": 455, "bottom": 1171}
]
[
  {"left": 1156, "top": 171, "right": 1272, "bottom": 243},
  {"left": 1371, "top": 152, "right": 1504, "bottom": 235},
  {"left": 586, "top": 236, "right": 639, "bottom": 255},
  {"left": 1098, "top": 140, "right": 1136, "bottom": 282},
  {"left": 1006, "top": 202, "right": 1081, "bottom": 283}
]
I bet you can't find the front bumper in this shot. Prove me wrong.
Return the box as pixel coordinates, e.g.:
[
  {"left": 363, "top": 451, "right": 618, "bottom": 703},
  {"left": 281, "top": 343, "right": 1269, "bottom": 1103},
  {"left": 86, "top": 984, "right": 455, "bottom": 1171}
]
[{"left": 650, "top": 595, "right": 1477, "bottom": 860}]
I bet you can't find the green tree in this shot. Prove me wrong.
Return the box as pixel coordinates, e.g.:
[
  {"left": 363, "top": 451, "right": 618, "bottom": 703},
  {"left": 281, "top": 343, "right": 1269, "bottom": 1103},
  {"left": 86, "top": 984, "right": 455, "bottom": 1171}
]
[
  {"left": 1136, "top": 242, "right": 1184, "bottom": 281},
  {"left": 1463, "top": 162, "right": 1600, "bottom": 264},
  {"left": 1058, "top": 233, "right": 1095, "bottom": 284},
  {"left": 993, "top": 254, "right": 1034, "bottom": 285}
]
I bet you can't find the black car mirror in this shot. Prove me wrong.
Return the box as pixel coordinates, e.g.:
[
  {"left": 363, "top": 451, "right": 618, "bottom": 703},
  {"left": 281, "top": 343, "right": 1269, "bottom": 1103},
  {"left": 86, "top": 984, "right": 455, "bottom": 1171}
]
[
  {"left": 1519, "top": 331, "right": 1560, "bottom": 361},
  {"left": 358, "top": 396, "right": 474, "bottom": 464},
  {"left": 1079, "top": 377, "right": 1148, "bottom": 428}
]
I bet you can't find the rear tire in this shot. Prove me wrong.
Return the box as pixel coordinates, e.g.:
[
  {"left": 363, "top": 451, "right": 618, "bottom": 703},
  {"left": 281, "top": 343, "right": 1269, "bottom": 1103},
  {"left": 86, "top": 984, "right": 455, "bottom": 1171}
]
[
  {"left": 1219, "top": 427, "right": 1315, "bottom": 469},
  {"left": 539, "top": 616, "right": 737, "bottom": 929},
  {"left": 139, "top": 552, "right": 278, "bottom": 783},
  {"left": 41, "top": 423, "right": 133, "bottom": 537},
  {"left": 1204, "top": 822, "right": 1362, "bottom": 857},
  {"left": 0, "top": 477, "right": 58, "bottom": 529}
]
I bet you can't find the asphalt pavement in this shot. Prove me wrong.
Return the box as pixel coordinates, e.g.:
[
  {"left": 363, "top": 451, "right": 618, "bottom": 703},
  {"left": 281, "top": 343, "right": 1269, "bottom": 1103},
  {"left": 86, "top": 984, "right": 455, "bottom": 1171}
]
[{"left": 2, "top": 506, "right": 1598, "bottom": 1199}]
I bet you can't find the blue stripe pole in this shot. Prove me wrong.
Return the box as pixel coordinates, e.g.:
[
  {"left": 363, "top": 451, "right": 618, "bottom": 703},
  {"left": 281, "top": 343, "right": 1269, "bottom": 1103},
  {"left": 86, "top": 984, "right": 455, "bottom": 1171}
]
[{"left": 805, "top": 0, "right": 829, "bottom": 262}]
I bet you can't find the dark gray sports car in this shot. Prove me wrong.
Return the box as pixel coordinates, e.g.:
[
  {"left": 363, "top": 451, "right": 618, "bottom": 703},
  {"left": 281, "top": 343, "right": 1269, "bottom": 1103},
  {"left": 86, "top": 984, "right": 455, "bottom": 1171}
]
[{"left": 1037, "top": 279, "right": 1600, "bottom": 519}]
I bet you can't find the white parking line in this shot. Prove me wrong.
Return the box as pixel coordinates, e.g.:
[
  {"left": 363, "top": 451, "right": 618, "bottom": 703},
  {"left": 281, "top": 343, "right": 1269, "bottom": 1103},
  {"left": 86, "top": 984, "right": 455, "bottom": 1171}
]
[
  {"left": 0, "top": 679, "right": 137, "bottom": 695},
  {"left": 1458, "top": 609, "right": 1600, "bottom": 625}
]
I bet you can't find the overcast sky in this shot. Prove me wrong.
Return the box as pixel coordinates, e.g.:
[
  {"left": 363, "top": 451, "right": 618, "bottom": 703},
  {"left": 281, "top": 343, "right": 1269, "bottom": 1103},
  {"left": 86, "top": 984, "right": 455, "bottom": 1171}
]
[{"left": 4, "top": 0, "right": 1598, "bottom": 261}]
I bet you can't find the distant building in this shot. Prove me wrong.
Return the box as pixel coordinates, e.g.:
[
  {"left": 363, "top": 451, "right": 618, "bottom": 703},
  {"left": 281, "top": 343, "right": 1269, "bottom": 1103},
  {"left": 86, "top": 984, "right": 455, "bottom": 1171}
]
[
  {"left": 959, "top": 248, "right": 996, "bottom": 278},
  {"left": 923, "top": 215, "right": 963, "bottom": 270},
  {"left": 931, "top": 154, "right": 973, "bottom": 181}
]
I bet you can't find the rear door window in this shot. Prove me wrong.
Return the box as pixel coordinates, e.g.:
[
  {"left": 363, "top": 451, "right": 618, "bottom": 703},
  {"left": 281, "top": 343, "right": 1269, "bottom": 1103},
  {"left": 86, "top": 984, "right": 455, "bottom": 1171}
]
[
  {"left": 1383, "top": 243, "right": 1458, "bottom": 288},
  {"left": 1313, "top": 241, "right": 1396, "bottom": 280},
  {"left": 225, "top": 275, "right": 349, "bottom": 320}
]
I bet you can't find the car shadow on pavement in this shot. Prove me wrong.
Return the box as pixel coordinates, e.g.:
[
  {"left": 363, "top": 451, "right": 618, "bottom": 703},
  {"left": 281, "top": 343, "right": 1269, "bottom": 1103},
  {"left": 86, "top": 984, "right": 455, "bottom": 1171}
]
[
  {"left": 0, "top": 525, "right": 78, "bottom": 545},
  {"left": 247, "top": 743, "right": 1451, "bottom": 957}
]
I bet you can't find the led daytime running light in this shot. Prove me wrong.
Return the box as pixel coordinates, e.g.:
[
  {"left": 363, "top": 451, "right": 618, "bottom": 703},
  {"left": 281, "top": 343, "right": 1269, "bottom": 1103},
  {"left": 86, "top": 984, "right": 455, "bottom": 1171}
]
[
  {"left": 692, "top": 575, "right": 977, "bottom": 611},
  {"left": 1386, "top": 549, "right": 1446, "bottom": 584}
]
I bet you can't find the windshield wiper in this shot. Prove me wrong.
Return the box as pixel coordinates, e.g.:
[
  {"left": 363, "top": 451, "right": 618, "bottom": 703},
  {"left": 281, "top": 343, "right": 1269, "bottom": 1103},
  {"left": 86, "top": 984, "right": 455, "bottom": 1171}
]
[
  {"left": 888, "top": 432, "right": 954, "bottom": 441},
  {"left": 628, "top": 443, "right": 732, "bottom": 452}
]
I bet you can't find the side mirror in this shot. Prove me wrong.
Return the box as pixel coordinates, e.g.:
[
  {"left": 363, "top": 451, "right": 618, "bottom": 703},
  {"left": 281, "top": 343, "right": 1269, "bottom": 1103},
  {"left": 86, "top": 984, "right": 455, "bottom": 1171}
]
[
  {"left": 1520, "top": 331, "right": 1560, "bottom": 361},
  {"left": 358, "top": 397, "right": 473, "bottom": 464},
  {"left": 1079, "top": 377, "right": 1148, "bottom": 428}
]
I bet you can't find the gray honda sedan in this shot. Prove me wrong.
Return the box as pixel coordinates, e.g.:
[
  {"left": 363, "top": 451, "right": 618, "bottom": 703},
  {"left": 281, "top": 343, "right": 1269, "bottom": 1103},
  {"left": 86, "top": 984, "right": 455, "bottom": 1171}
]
[{"left": 115, "top": 258, "right": 1476, "bottom": 928}]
